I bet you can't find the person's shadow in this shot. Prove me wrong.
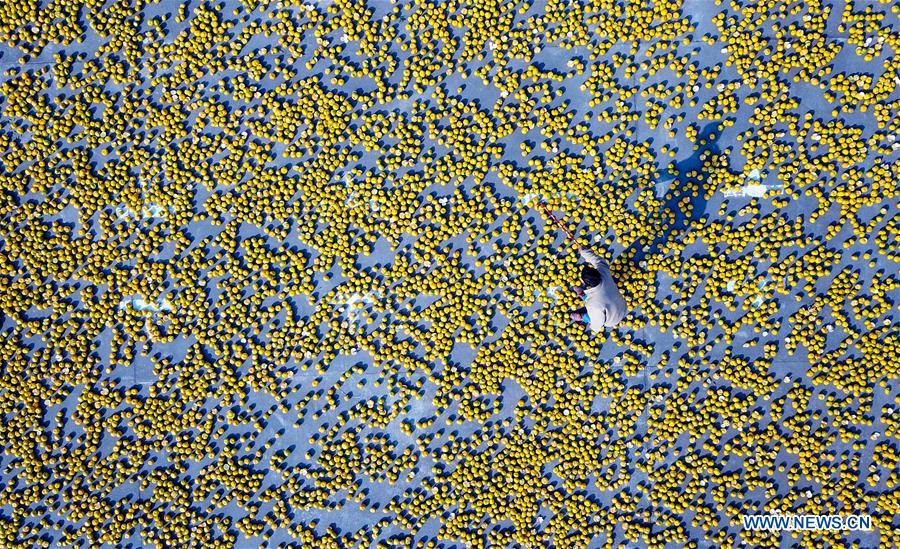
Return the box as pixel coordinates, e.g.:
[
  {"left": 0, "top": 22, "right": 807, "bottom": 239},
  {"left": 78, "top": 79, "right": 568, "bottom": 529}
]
[
  {"left": 627, "top": 122, "right": 721, "bottom": 265},
  {"left": 610, "top": 122, "right": 722, "bottom": 300}
]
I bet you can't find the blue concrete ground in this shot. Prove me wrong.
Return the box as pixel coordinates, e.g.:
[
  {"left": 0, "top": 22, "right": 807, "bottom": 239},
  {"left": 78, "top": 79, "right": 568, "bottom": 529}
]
[{"left": 0, "top": 0, "right": 897, "bottom": 548}]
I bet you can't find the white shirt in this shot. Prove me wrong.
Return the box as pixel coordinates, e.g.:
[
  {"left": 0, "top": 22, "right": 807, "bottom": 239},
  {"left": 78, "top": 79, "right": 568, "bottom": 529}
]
[{"left": 579, "top": 248, "right": 627, "bottom": 330}]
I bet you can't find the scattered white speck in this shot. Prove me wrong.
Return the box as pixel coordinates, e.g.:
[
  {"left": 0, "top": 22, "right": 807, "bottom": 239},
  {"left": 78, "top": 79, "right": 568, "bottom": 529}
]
[
  {"left": 655, "top": 179, "right": 670, "bottom": 198},
  {"left": 723, "top": 183, "right": 783, "bottom": 198}
]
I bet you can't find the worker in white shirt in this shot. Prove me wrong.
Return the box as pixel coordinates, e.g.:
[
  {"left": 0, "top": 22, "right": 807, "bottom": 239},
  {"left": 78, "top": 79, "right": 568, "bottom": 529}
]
[
  {"left": 540, "top": 202, "right": 627, "bottom": 330},
  {"left": 570, "top": 246, "right": 628, "bottom": 330}
]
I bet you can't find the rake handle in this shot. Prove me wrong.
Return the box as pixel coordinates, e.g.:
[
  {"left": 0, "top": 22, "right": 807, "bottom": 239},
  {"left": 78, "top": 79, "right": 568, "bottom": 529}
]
[{"left": 540, "top": 202, "right": 582, "bottom": 249}]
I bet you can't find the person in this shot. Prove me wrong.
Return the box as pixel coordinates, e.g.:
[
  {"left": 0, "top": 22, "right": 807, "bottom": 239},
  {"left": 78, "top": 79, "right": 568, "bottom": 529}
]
[{"left": 571, "top": 246, "right": 627, "bottom": 330}]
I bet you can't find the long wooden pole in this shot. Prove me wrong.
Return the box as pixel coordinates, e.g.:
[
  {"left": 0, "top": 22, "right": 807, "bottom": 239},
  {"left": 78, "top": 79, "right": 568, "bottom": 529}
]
[{"left": 540, "top": 202, "right": 581, "bottom": 248}]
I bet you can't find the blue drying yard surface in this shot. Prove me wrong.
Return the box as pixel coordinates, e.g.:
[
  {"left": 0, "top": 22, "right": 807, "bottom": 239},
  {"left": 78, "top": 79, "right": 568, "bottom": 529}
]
[{"left": 0, "top": 0, "right": 898, "bottom": 547}]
